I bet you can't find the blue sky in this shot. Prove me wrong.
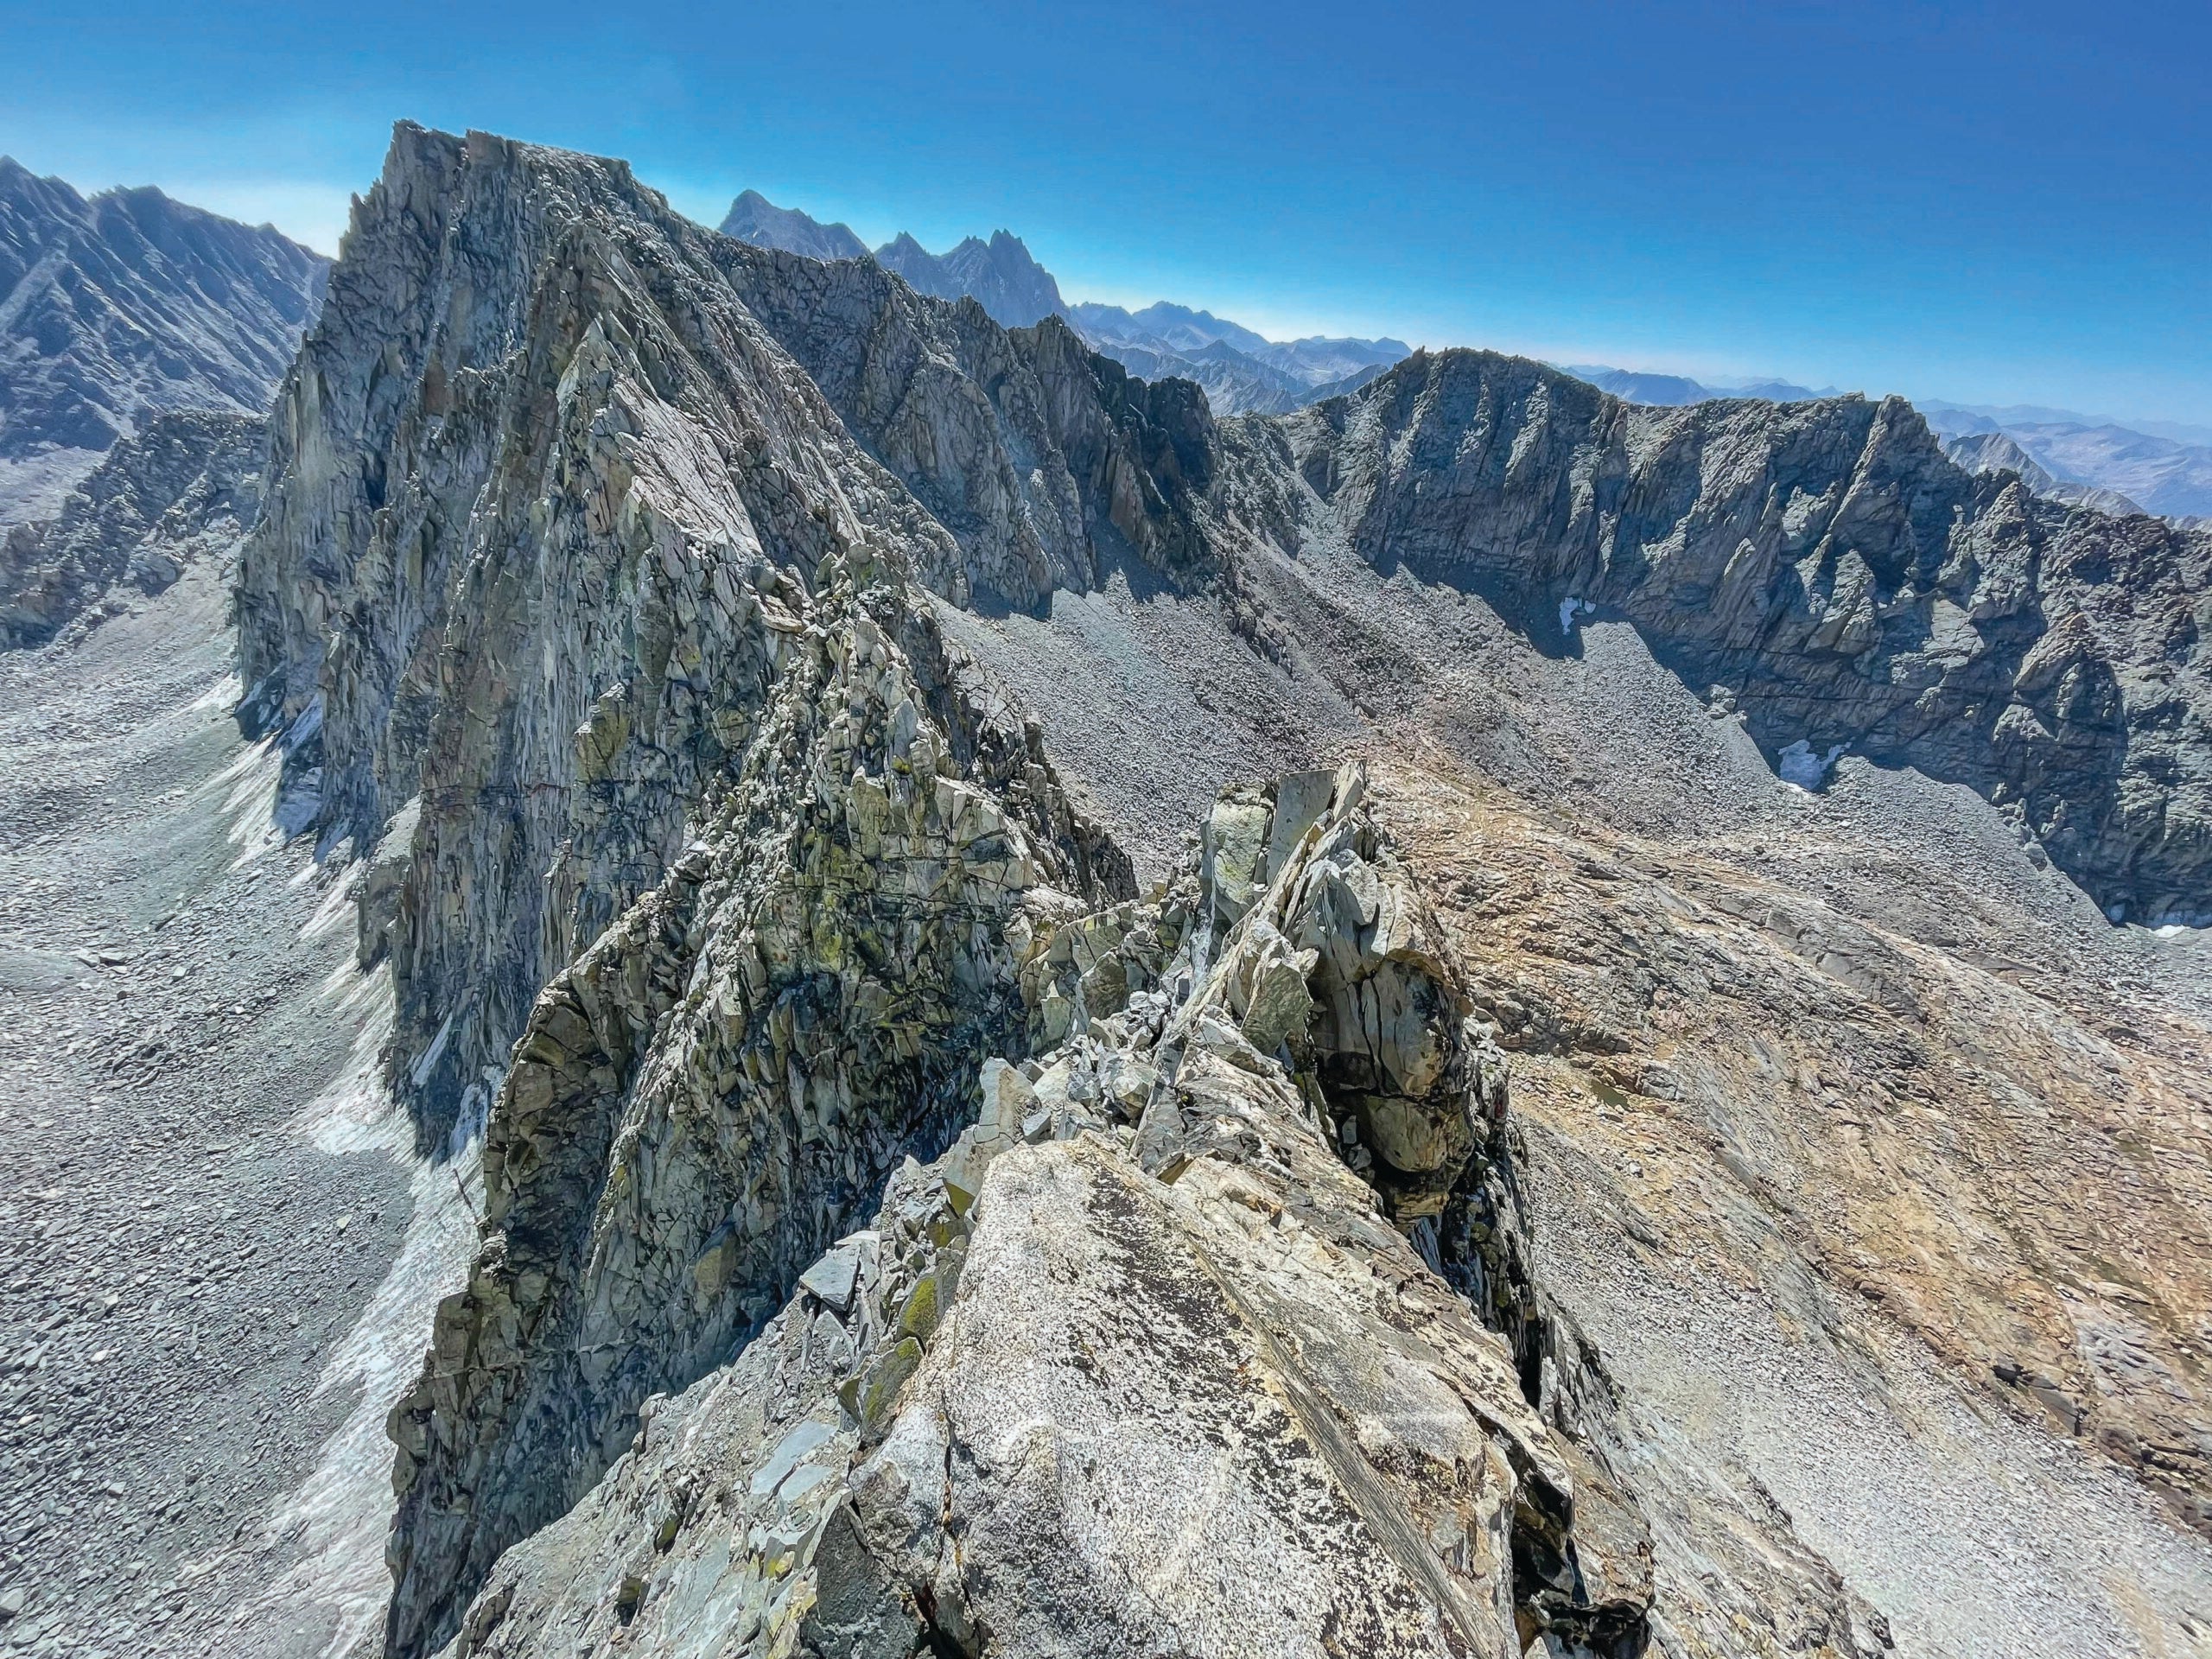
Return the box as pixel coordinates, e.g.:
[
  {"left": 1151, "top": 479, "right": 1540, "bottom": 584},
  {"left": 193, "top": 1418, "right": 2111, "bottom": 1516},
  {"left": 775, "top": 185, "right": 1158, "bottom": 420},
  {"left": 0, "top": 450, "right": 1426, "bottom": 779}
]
[{"left": 4, "top": 0, "right": 2207, "bottom": 425}]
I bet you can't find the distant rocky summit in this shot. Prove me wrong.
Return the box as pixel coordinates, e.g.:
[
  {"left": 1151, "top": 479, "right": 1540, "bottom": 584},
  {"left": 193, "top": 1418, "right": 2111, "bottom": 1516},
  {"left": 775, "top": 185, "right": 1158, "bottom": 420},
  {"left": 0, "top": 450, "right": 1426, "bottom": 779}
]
[
  {"left": 0, "top": 159, "right": 327, "bottom": 524},
  {"left": 872, "top": 228, "right": 1067, "bottom": 327},
  {"left": 714, "top": 189, "right": 1409, "bottom": 412},
  {"left": 1929, "top": 410, "right": 2212, "bottom": 521},
  {"left": 717, "top": 188, "right": 868, "bottom": 263}
]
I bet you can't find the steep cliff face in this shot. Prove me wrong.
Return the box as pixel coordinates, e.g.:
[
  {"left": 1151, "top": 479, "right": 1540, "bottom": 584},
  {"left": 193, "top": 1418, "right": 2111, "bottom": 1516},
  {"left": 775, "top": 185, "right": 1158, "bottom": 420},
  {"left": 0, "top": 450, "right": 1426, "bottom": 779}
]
[
  {"left": 236, "top": 126, "right": 1195, "bottom": 1155},
  {"left": 1220, "top": 352, "right": 2211, "bottom": 923},
  {"left": 713, "top": 244, "right": 1216, "bottom": 601},
  {"left": 1, "top": 408, "right": 265, "bottom": 646},
  {"left": 384, "top": 572, "right": 1129, "bottom": 1656}
]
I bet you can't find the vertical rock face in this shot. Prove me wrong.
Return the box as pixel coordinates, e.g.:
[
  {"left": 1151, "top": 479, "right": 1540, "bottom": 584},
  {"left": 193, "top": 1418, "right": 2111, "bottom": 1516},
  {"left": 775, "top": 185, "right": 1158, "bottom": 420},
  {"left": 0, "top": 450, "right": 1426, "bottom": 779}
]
[
  {"left": 236, "top": 124, "right": 1198, "bottom": 1155},
  {"left": 0, "top": 157, "right": 327, "bottom": 520},
  {"left": 230, "top": 123, "right": 1218, "bottom": 1658},
  {"left": 0, "top": 408, "right": 266, "bottom": 646},
  {"left": 384, "top": 573, "right": 1129, "bottom": 1656},
  {"left": 1224, "top": 351, "right": 2211, "bottom": 920}
]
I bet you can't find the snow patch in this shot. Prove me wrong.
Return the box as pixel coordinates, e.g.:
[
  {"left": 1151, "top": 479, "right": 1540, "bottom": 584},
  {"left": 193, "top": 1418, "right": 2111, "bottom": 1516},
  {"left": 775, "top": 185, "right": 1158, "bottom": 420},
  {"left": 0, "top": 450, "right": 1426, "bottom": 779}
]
[
  {"left": 300, "top": 857, "right": 362, "bottom": 944},
  {"left": 213, "top": 736, "right": 283, "bottom": 868},
  {"left": 236, "top": 960, "right": 480, "bottom": 1658},
  {"left": 187, "top": 670, "right": 244, "bottom": 715},
  {"left": 1559, "top": 595, "right": 1595, "bottom": 635},
  {"left": 410, "top": 1003, "right": 460, "bottom": 1090},
  {"left": 1777, "top": 739, "right": 1846, "bottom": 791}
]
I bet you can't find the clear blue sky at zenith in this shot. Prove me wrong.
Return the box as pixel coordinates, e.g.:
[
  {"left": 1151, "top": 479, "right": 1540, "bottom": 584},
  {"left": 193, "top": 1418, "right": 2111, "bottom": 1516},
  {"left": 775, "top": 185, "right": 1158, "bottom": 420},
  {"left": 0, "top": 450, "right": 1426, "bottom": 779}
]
[{"left": 3, "top": 0, "right": 2206, "bottom": 424}]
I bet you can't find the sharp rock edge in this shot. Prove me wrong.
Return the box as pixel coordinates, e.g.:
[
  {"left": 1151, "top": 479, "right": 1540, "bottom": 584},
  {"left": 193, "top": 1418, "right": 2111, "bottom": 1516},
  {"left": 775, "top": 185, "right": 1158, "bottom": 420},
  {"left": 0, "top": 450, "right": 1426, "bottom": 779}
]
[{"left": 222, "top": 124, "right": 2211, "bottom": 1659}]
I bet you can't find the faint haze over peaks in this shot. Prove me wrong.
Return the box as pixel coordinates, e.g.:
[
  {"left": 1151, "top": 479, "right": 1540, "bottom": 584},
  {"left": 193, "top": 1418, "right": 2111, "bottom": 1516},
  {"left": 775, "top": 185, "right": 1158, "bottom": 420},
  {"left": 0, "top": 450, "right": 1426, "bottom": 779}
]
[{"left": 2, "top": 0, "right": 2203, "bottom": 425}]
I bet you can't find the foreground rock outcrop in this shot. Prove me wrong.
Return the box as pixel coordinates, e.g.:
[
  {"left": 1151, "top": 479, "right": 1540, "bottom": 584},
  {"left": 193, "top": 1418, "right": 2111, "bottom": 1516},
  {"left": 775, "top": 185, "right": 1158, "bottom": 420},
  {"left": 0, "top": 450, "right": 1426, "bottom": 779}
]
[{"left": 404, "top": 766, "right": 1733, "bottom": 1659}]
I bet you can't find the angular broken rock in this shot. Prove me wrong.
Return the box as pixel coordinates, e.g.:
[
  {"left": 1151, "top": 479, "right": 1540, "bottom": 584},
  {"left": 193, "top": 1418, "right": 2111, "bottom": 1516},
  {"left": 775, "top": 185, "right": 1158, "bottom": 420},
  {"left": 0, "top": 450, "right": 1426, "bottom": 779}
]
[
  {"left": 796, "top": 1238, "right": 868, "bottom": 1315},
  {"left": 417, "top": 768, "right": 1743, "bottom": 1659}
]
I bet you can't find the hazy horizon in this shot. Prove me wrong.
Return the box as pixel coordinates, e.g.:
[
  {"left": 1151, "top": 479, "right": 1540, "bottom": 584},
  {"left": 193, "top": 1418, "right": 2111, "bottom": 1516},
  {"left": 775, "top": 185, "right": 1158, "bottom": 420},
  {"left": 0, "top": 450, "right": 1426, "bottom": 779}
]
[{"left": 6, "top": 0, "right": 2205, "bottom": 428}]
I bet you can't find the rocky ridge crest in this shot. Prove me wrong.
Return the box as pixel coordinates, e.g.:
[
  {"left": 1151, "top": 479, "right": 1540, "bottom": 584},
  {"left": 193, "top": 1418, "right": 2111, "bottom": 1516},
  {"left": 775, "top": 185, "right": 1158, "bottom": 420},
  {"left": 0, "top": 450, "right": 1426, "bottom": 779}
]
[
  {"left": 1217, "top": 351, "right": 2212, "bottom": 924},
  {"left": 230, "top": 124, "right": 2212, "bottom": 1659}
]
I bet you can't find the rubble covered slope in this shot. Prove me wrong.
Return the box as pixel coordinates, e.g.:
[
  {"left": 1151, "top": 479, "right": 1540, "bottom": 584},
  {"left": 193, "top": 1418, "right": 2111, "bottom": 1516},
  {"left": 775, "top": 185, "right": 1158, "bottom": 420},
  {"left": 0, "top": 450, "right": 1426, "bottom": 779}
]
[{"left": 217, "top": 124, "right": 2212, "bottom": 1659}]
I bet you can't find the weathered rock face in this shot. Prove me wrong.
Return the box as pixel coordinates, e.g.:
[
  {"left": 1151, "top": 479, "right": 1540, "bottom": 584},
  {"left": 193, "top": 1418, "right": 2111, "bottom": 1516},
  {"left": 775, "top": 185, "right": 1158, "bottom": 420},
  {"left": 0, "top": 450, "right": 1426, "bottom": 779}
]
[
  {"left": 384, "top": 569, "right": 1129, "bottom": 1656},
  {"left": 0, "top": 408, "right": 266, "bottom": 647},
  {"left": 0, "top": 157, "right": 326, "bottom": 521},
  {"left": 1220, "top": 353, "right": 2212, "bottom": 924},
  {"left": 407, "top": 768, "right": 1726, "bottom": 1659},
  {"left": 1375, "top": 762, "right": 2212, "bottom": 1548},
  {"left": 237, "top": 125, "right": 1196, "bottom": 1155}
]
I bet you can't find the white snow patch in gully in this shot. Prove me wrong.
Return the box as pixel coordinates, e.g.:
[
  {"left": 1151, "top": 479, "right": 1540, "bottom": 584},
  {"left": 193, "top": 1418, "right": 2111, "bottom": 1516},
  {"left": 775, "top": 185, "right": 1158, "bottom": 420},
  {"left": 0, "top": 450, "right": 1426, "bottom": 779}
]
[
  {"left": 232, "top": 959, "right": 480, "bottom": 1658},
  {"left": 1777, "top": 739, "right": 1846, "bottom": 791},
  {"left": 213, "top": 736, "right": 284, "bottom": 868},
  {"left": 1559, "top": 596, "right": 1595, "bottom": 635}
]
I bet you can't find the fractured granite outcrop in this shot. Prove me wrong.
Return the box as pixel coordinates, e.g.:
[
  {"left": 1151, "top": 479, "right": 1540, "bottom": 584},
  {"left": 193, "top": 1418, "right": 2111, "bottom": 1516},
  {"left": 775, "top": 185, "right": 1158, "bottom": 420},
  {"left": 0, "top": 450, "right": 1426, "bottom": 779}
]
[
  {"left": 383, "top": 556, "right": 1132, "bottom": 1656},
  {"left": 408, "top": 767, "right": 1707, "bottom": 1659},
  {"left": 1220, "top": 356, "right": 2212, "bottom": 923}
]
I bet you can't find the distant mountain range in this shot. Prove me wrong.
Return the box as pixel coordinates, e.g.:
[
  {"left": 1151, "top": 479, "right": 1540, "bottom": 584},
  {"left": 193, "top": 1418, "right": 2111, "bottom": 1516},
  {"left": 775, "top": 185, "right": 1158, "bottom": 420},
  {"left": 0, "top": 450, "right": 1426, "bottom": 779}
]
[
  {"left": 873, "top": 229, "right": 1066, "bottom": 328},
  {"left": 1919, "top": 404, "right": 2212, "bottom": 521},
  {"left": 713, "top": 199, "right": 2212, "bottom": 513},
  {"left": 1558, "top": 365, "right": 1843, "bottom": 405},
  {"left": 1937, "top": 429, "right": 2145, "bottom": 516},
  {"left": 715, "top": 192, "right": 1408, "bottom": 415},
  {"left": 1567, "top": 361, "right": 2212, "bottom": 522},
  {"left": 0, "top": 157, "right": 329, "bottom": 524}
]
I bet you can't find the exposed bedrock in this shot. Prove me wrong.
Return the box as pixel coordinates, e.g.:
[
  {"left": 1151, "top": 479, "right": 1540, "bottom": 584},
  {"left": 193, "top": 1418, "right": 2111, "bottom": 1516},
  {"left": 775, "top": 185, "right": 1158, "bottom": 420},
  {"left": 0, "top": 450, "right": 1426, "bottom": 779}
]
[
  {"left": 1222, "top": 354, "right": 2210, "bottom": 922},
  {"left": 416, "top": 769, "right": 1891, "bottom": 1659},
  {"left": 236, "top": 125, "right": 1197, "bottom": 1153},
  {"left": 383, "top": 563, "right": 1129, "bottom": 1655}
]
